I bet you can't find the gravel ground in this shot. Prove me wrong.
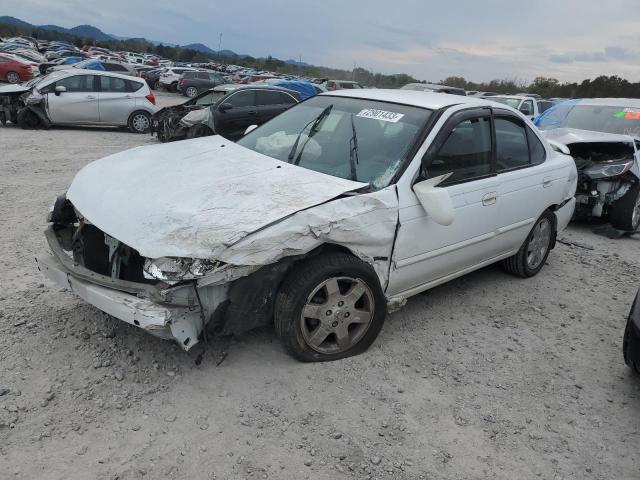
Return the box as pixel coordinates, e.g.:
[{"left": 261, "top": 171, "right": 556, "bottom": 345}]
[{"left": 1, "top": 92, "right": 640, "bottom": 479}]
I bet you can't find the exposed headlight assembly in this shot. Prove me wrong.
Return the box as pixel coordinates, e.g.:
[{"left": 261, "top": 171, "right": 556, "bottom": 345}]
[
  {"left": 583, "top": 160, "right": 634, "bottom": 179},
  {"left": 143, "top": 257, "right": 218, "bottom": 283}
]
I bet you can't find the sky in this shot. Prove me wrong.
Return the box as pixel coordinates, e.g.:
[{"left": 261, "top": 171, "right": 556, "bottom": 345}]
[{"left": 3, "top": 0, "right": 640, "bottom": 83}]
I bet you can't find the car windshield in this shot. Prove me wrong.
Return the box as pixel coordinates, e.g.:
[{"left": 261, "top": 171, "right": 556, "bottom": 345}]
[
  {"left": 490, "top": 97, "right": 521, "bottom": 108},
  {"left": 537, "top": 104, "right": 640, "bottom": 137},
  {"left": 237, "top": 95, "right": 432, "bottom": 188}
]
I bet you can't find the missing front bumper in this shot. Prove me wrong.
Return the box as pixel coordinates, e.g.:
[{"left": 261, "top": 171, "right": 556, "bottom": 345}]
[{"left": 36, "top": 252, "right": 204, "bottom": 350}]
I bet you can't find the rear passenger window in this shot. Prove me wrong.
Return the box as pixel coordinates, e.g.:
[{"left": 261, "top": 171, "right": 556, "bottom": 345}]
[
  {"left": 100, "top": 76, "right": 127, "bottom": 92},
  {"left": 495, "top": 117, "right": 530, "bottom": 171},
  {"left": 126, "top": 80, "right": 143, "bottom": 92},
  {"left": 256, "top": 90, "right": 286, "bottom": 105},
  {"left": 278, "top": 92, "right": 297, "bottom": 104},
  {"left": 428, "top": 116, "right": 492, "bottom": 184},
  {"left": 226, "top": 90, "right": 255, "bottom": 108},
  {"left": 527, "top": 127, "right": 546, "bottom": 165}
]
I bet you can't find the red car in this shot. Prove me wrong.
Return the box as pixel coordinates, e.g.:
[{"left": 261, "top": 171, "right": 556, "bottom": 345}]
[{"left": 0, "top": 54, "right": 35, "bottom": 84}]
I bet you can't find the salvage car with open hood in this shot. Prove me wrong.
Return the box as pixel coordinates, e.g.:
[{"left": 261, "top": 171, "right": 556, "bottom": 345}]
[
  {"left": 536, "top": 98, "right": 640, "bottom": 231},
  {"left": 37, "top": 90, "right": 577, "bottom": 361}
]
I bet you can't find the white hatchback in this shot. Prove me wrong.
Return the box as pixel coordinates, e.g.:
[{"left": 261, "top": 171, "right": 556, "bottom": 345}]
[
  {"left": 14, "top": 69, "right": 158, "bottom": 132},
  {"left": 38, "top": 90, "right": 577, "bottom": 361}
]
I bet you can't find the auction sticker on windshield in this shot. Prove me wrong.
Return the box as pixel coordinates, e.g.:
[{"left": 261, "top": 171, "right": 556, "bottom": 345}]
[
  {"left": 614, "top": 108, "right": 640, "bottom": 120},
  {"left": 357, "top": 109, "right": 404, "bottom": 123}
]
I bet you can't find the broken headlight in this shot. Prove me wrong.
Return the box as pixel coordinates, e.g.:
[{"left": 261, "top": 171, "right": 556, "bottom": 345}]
[
  {"left": 143, "top": 257, "right": 218, "bottom": 283},
  {"left": 583, "top": 160, "right": 634, "bottom": 179}
]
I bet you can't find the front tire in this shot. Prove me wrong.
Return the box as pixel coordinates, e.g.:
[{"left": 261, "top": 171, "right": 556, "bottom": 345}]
[
  {"left": 128, "top": 111, "right": 151, "bottom": 133},
  {"left": 502, "top": 210, "right": 555, "bottom": 278},
  {"left": 274, "top": 252, "right": 386, "bottom": 362},
  {"left": 609, "top": 183, "right": 640, "bottom": 231}
]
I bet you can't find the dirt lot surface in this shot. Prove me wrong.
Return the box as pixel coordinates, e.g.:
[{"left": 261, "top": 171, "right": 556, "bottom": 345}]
[{"left": 1, "top": 92, "right": 640, "bottom": 479}]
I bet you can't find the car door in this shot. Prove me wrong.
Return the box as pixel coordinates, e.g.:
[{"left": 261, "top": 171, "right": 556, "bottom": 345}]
[
  {"left": 44, "top": 74, "right": 99, "bottom": 124},
  {"left": 492, "top": 112, "right": 560, "bottom": 254},
  {"left": 214, "top": 89, "right": 258, "bottom": 139},
  {"left": 388, "top": 108, "right": 502, "bottom": 296},
  {"left": 97, "top": 75, "right": 135, "bottom": 125}
]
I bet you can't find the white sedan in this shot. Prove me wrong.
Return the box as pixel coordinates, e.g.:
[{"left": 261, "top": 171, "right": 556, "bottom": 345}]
[{"left": 38, "top": 90, "right": 577, "bottom": 361}]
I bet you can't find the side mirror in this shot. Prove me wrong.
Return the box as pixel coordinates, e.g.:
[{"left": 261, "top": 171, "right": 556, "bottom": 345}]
[
  {"left": 413, "top": 174, "right": 455, "bottom": 226},
  {"left": 244, "top": 124, "right": 258, "bottom": 135},
  {"left": 219, "top": 102, "right": 233, "bottom": 112},
  {"left": 54, "top": 85, "right": 67, "bottom": 96}
]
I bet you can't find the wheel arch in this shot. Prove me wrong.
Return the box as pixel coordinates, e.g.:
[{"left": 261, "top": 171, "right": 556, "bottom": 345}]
[{"left": 207, "top": 243, "right": 373, "bottom": 336}]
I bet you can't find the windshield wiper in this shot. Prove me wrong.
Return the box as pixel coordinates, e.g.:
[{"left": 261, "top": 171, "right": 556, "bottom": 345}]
[
  {"left": 287, "top": 104, "right": 333, "bottom": 164},
  {"left": 348, "top": 114, "right": 359, "bottom": 181}
]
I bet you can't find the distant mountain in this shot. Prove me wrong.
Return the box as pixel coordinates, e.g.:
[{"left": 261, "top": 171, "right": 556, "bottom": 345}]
[
  {"left": 1, "top": 15, "right": 249, "bottom": 60},
  {"left": 0, "top": 15, "right": 32, "bottom": 28},
  {"left": 285, "top": 58, "right": 311, "bottom": 67},
  {"left": 183, "top": 43, "right": 216, "bottom": 54}
]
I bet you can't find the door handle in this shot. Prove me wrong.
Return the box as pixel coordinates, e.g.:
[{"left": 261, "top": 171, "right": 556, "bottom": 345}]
[
  {"left": 86, "top": 95, "right": 97, "bottom": 99},
  {"left": 125, "top": 95, "right": 133, "bottom": 98},
  {"left": 542, "top": 176, "right": 552, "bottom": 188},
  {"left": 248, "top": 110, "right": 257, "bottom": 115},
  {"left": 481, "top": 192, "right": 497, "bottom": 206}
]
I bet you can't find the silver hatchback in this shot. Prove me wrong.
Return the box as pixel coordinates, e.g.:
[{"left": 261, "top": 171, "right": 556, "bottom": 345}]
[{"left": 16, "top": 70, "right": 158, "bottom": 132}]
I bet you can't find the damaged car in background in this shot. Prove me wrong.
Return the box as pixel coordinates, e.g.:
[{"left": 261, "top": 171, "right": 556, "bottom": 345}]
[
  {"left": 0, "top": 69, "right": 157, "bottom": 132},
  {"left": 151, "top": 84, "right": 300, "bottom": 142},
  {"left": 537, "top": 99, "right": 640, "bottom": 231},
  {"left": 37, "top": 90, "right": 577, "bottom": 362}
]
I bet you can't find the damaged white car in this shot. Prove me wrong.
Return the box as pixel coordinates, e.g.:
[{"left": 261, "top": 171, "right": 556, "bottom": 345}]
[
  {"left": 537, "top": 99, "right": 640, "bottom": 231},
  {"left": 37, "top": 90, "right": 577, "bottom": 361}
]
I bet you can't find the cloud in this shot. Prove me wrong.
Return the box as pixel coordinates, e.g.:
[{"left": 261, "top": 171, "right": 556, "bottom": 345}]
[{"left": 549, "top": 46, "right": 640, "bottom": 64}]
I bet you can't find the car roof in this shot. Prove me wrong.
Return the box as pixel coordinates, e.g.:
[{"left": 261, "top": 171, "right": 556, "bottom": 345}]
[
  {"left": 490, "top": 95, "right": 536, "bottom": 100},
  {"left": 320, "top": 88, "right": 499, "bottom": 110},
  {"left": 39, "top": 68, "right": 145, "bottom": 85}
]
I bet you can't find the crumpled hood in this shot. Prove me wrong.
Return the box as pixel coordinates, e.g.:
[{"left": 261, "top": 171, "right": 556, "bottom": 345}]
[
  {"left": 67, "top": 136, "right": 366, "bottom": 259},
  {"left": 542, "top": 128, "right": 637, "bottom": 145},
  {"left": 0, "top": 84, "right": 31, "bottom": 95}
]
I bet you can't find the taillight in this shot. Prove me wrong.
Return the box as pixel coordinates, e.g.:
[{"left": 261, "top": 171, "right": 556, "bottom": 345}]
[
  {"left": 179, "top": 78, "right": 187, "bottom": 84},
  {"left": 146, "top": 91, "right": 156, "bottom": 105}
]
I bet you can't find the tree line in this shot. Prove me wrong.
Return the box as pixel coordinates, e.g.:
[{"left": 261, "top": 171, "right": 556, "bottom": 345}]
[{"left": 3, "top": 21, "right": 640, "bottom": 96}]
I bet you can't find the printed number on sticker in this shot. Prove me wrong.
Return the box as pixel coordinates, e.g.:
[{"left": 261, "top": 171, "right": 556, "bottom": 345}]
[{"left": 357, "top": 109, "right": 404, "bottom": 123}]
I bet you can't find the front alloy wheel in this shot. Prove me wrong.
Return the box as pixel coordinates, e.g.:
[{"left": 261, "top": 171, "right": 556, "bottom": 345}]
[{"left": 274, "top": 252, "right": 386, "bottom": 362}]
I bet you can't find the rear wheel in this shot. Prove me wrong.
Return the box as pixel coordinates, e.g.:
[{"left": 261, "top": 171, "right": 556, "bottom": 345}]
[
  {"left": 127, "top": 111, "right": 151, "bottom": 133},
  {"left": 274, "top": 252, "right": 386, "bottom": 362},
  {"left": 153, "top": 80, "right": 159, "bottom": 90},
  {"left": 502, "top": 210, "right": 555, "bottom": 278},
  {"left": 609, "top": 183, "right": 640, "bottom": 231},
  {"left": 185, "top": 86, "right": 198, "bottom": 98},
  {"left": 5, "top": 71, "right": 20, "bottom": 84}
]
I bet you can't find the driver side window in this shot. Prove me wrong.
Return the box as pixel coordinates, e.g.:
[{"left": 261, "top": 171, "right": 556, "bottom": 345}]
[
  {"left": 225, "top": 90, "right": 255, "bottom": 108},
  {"left": 427, "top": 116, "right": 492, "bottom": 185}
]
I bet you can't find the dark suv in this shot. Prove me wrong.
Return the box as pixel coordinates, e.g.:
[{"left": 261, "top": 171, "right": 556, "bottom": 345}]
[{"left": 178, "top": 71, "right": 226, "bottom": 97}]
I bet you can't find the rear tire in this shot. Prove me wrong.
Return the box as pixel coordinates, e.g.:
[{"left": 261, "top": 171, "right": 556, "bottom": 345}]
[
  {"left": 609, "top": 183, "right": 640, "bottom": 231},
  {"left": 6, "top": 71, "right": 20, "bottom": 84},
  {"left": 127, "top": 111, "right": 151, "bottom": 133},
  {"left": 502, "top": 210, "right": 556, "bottom": 278},
  {"left": 185, "top": 86, "right": 198, "bottom": 98},
  {"left": 274, "top": 252, "right": 386, "bottom": 362}
]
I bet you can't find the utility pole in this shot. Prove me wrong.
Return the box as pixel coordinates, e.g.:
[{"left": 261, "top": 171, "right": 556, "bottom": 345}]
[
  {"left": 353, "top": 61, "right": 357, "bottom": 81},
  {"left": 218, "top": 33, "right": 223, "bottom": 64}
]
